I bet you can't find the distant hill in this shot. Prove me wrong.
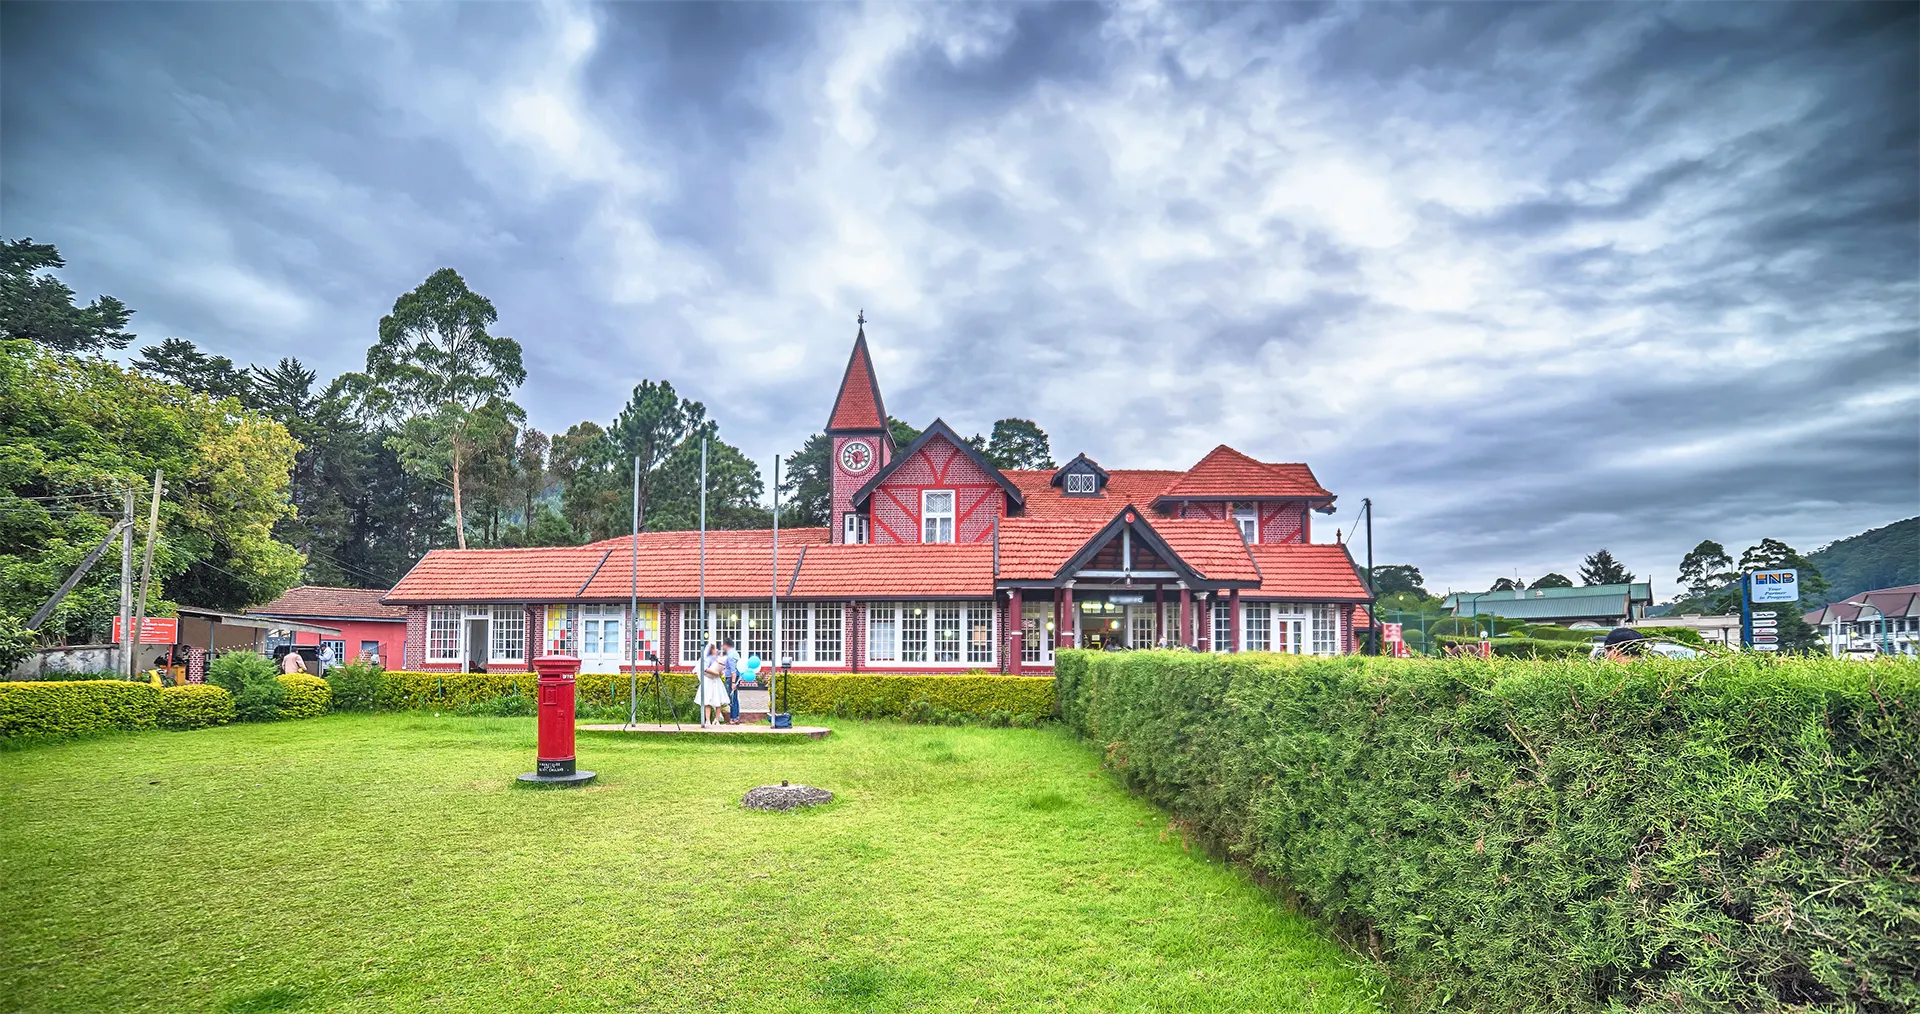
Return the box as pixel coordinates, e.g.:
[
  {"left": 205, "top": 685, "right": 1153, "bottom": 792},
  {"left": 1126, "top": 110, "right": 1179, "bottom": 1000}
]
[{"left": 1808, "top": 517, "right": 1917, "bottom": 604}]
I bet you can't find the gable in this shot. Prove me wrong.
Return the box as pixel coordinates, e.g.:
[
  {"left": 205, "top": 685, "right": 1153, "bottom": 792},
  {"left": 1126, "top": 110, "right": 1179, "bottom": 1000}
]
[{"left": 867, "top": 432, "right": 1005, "bottom": 544}]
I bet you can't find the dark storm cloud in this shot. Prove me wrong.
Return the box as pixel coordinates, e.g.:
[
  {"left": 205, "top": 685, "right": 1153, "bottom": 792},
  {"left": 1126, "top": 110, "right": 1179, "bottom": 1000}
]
[{"left": 2, "top": 0, "right": 1913, "bottom": 594}]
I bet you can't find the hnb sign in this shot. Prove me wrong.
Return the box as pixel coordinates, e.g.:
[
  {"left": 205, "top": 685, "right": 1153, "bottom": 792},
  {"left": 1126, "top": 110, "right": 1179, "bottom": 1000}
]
[{"left": 1749, "top": 569, "right": 1799, "bottom": 603}]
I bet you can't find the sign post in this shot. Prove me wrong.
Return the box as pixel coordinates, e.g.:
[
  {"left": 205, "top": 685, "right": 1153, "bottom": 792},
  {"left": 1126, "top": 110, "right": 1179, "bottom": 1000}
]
[{"left": 1741, "top": 571, "right": 1797, "bottom": 651}]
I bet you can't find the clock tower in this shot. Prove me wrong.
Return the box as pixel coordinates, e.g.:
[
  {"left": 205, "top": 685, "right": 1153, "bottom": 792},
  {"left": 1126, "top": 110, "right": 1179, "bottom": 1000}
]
[{"left": 825, "top": 314, "right": 891, "bottom": 543}]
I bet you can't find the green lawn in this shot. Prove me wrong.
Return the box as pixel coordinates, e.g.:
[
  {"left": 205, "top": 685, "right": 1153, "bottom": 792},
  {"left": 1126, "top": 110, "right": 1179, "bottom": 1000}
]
[{"left": 0, "top": 715, "right": 1384, "bottom": 1014}]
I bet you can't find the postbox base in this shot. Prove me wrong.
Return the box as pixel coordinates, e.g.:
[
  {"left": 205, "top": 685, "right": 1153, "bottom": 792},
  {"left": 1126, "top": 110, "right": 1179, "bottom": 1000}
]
[{"left": 515, "top": 769, "right": 597, "bottom": 788}]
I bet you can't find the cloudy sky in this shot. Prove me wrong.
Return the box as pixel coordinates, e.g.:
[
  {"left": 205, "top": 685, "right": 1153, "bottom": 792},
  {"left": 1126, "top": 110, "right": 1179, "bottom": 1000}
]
[{"left": 5, "top": 2, "right": 1915, "bottom": 596}]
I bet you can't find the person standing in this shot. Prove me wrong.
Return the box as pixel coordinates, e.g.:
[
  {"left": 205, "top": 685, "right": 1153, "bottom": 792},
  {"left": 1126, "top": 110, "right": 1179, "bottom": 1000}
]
[
  {"left": 722, "top": 637, "right": 742, "bottom": 724},
  {"left": 696, "top": 643, "right": 730, "bottom": 727},
  {"left": 318, "top": 643, "right": 335, "bottom": 676},
  {"left": 280, "top": 649, "right": 307, "bottom": 676}
]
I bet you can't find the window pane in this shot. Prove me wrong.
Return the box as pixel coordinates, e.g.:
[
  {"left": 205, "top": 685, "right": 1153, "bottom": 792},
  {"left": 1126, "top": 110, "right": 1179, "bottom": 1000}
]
[
  {"left": 903, "top": 604, "right": 930, "bottom": 662},
  {"left": 1313, "top": 606, "right": 1339, "bottom": 655},
  {"left": 681, "top": 606, "right": 707, "bottom": 664},
  {"left": 1213, "top": 601, "right": 1232, "bottom": 653},
  {"left": 1021, "top": 601, "right": 1053, "bottom": 663},
  {"left": 966, "top": 603, "right": 994, "bottom": 664},
  {"left": 1244, "top": 603, "right": 1271, "bottom": 652},
  {"left": 814, "top": 604, "right": 843, "bottom": 663},
  {"left": 429, "top": 606, "right": 461, "bottom": 660},
  {"left": 781, "top": 605, "right": 810, "bottom": 663},
  {"left": 491, "top": 606, "right": 525, "bottom": 661},
  {"left": 932, "top": 605, "right": 961, "bottom": 663},
  {"left": 869, "top": 603, "right": 897, "bottom": 662}
]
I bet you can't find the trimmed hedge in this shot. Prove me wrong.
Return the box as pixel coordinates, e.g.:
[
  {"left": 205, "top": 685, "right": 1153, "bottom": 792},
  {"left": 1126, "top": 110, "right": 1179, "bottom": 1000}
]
[
  {"left": 1436, "top": 634, "right": 1595, "bottom": 658},
  {"left": 0, "top": 680, "right": 159, "bottom": 740},
  {"left": 157, "top": 685, "right": 235, "bottom": 730},
  {"left": 361, "top": 670, "right": 1053, "bottom": 721},
  {"left": 276, "top": 674, "right": 331, "bottom": 720},
  {"left": 1055, "top": 649, "right": 1920, "bottom": 1013}
]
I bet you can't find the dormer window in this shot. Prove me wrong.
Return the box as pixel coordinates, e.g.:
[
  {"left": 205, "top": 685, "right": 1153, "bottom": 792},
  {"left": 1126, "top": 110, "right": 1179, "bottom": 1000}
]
[
  {"left": 1065, "top": 472, "right": 1096, "bottom": 494},
  {"left": 844, "top": 512, "right": 868, "bottom": 545},
  {"left": 1053, "top": 453, "right": 1109, "bottom": 497},
  {"left": 1234, "top": 507, "right": 1258, "bottom": 544}
]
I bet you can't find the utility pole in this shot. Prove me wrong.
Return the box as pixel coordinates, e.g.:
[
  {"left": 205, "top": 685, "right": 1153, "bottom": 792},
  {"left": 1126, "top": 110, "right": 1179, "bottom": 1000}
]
[
  {"left": 119, "top": 488, "right": 134, "bottom": 678},
  {"left": 130, "top": 469, "right": 164, "bottom": 681},
  {"left": 629, "top": 455, "right": 640, "bottom": 728},
  {"left": 1362, "top": 497, "right": 1378, "bottom": 655}
]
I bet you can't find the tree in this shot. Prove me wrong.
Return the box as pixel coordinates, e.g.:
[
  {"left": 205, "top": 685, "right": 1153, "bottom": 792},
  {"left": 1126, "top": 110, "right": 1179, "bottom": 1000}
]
[
  {"left": 607, "top": 380, "right": 701, "bottom": 531},
  {"left": 1530, "top": 573, "right": 1573, "bottom": 589},
  {"left": 1490, "top": 577, "right": 1522, "bottom": 592},
  {"left": 131, "top": 338, "right": 250, "bottom": 402},
  {"left": 1367, "top": 564, "right": 1429, "bottom": 598},
  {"left": 888, "top": 417, "right": 921, "bottom": 450},
  {"left": 1677, "top": 540, "right": 1735, "bottom": 599},
  {"left": 780, "top": 433, "right": 832, "bottom": 527},
  {"left": 514, "top": 428, "right": 550, "bottom": 535},
  {"left": 0, "top": 339, "right": 302, "bottom": 637},
  {"left": 0, "top": 238, "right": 134, "bottom": 353},
  {"left": 644, "top": 423, "right": 769, "bottom": 531},
  {"left": 984, "top": 418, "right": 1056, "bottom": 470},
  {"left": 1807, "top": 517, "right": 1918, "bottom": 603},
  {"left": 353, "top": 268, "right": 526, "bottom": 549},
  {"left": 551, "top": 421, "right": 624, "bottom": 542},
  {"left": 1738, "top": 538, "right": 1831, "bottom": 603},
  {"left": 1580, "top": 549, "right": 1634, "bottom": 586}
]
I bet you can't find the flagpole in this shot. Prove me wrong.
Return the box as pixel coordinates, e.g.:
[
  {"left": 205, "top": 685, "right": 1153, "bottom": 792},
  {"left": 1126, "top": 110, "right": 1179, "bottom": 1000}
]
[
  {"left": 629, "top": 454, "right": 640, "bottom": 729},
  {"left": 700, "top": 436, "right": 709, "bottom": 655},
  {"left": 771, "top": 453, "right": 780, "bottom": 726}
]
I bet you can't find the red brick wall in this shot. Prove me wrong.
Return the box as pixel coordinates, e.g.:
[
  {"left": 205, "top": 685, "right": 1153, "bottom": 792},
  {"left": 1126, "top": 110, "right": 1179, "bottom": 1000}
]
[
  {"left": 831, "top": 434, "right": 888, "bottom": 543},
  {"left": 1179, "top": 502, "right": 1227, "bottom": 521},
  {"left": 404, "top": 606, "right": 427, "bottom": 669},
  {"left": 867, "top": 434, "right": 1004, "bottom": 544},
  {"left": 1259, "top": 503, "right": 1308, "bottom": 544}
]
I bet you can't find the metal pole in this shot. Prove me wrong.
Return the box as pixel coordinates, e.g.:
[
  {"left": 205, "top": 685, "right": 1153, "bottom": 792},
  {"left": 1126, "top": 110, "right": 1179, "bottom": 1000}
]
[
  {"left": 1740, "top": 574, "right": 1752, "bottom": 650},
  {"left": 771, "top": 454, "right": 780, "bottom": 724},
  {"left": 1362, "top": 497, "right": 1376, "bottom": 655},
  {"left": 119, "top": 488, "right": 133, "bottom": 678},
  {"left": 629, "top": 455, "right": 640, "bottom": 728},
  {"left": 699, "top": 437, "right": 709, "bottom": 650},
  {"left": 130, "top": 470, "right": 164, "bottom": 680}
]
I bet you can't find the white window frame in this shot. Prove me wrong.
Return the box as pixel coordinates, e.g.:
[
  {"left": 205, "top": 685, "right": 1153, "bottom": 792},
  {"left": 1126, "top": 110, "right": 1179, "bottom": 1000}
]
[
  {"left": 1021, "top": 600, "right": 1054, "bottom": 664},
  {"left": 1234, "top": 507, "right": 1259, "bottom": 544},
  {"left": 743, "top": 603, "right": 774, "bottom": 662},
  {"left": 922, "top": 490, "right": 955, "bottom": 544},
  {"left": 1065, "top": 472, "right": 1096, "bottom": 494},
  {"left": 1212, "top": 600, "right": 1232, "bottom": 653},
  {"left": 867, "top": 601, "right": 992, "bottom": 667},
  {"left": 489, "top": 605, "right": 526, "bottom": 663},
  {"left": 844, "top": 512, "right": 868, "bottom": 545},
  {"left": 581, "top": 604, "right": 624, "bottom": 660},
  {"left": 428, "top": 605, "right": 461, "bottom": 661},
  {"left": 680, "top": 603, "right": 748, "bottom": 664},
  {"left": 1243, "top": 602, "right": 1272, "bottom": 651}
]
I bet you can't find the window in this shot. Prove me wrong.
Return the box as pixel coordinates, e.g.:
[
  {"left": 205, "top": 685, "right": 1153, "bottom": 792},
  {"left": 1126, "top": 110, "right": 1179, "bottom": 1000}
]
[
  {"left": 1065, "top": 472, "right": 1096, "bottom": 494},
  {"left": 868, "top": 605, "right": 898, "bottom": 662},
  {"left": 812, "top": 604, "right": 843, "bottom": 663},
  {"left": 428, "top": 606, "right": 461, "bottom": 661},
  {"left": 581, "top": 604, "right": 623, "bottom": 658},
  {"left": 1021, "top": 601, "right": 1054, "bottom": 664},
  {"left": 1129, "top": 606, "right": 1156, "bottom": 649},
  {"left": 782, "top": 603, "right": 845, "bottom": 664},
  {"left": 922, "top": 490, "right": 955, "bottom": 543},
  {"left": 1234, "top": 508, "right": 1259, "bottom": 544},
  {"left": 966, "top": 604, "right": 994, "bottom": 664},
  {"left": 681, "top": 604, "right": 747, "bottom": 663},
  {"left": 1243, "top": 602, "right": 1272, "bottom": 651},
  {"left": 545, "top": 605, "right": 578, "bottom": 655},
  {"left": 844, "top": 512, "right": 868, "bottom": 545},
  {"left": 359, "top": 640, "right": 381, "bottom": 661},
  {"left": 490, "top": 605, "right": 525, "bottom": 661},
  {"left": 903, "top": 605, "right": 931, "bottom": 661},
  {"left": 319, "top": 639, "right": 346, "bottom": 662},
  {"left": 744, "top": 603, "right": 774, "bottom": 661},
  {"left": 1313, "top": 606, "right": 1340, "bottom": 655},
  {"left": 1212, "top": 600, "right": 1232, "bottom": 653}
]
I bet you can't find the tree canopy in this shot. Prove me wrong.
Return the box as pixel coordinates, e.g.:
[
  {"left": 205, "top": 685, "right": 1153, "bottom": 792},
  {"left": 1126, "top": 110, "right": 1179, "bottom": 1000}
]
[
  {"left": 1678, "top": 540, "right": 1735, "bottom": 599},
  {"left": 1529, "top": 573, "right": 1573, "bottom": 589},
  {"left": 0, "top": 238, "right": 134, "bottom": 353},
  {"left": 1579, "top": 549, "right": 1634, "bottom": 585},
  {"left": 1807, "top": 517, "right": 1917, "bottom": 603}
]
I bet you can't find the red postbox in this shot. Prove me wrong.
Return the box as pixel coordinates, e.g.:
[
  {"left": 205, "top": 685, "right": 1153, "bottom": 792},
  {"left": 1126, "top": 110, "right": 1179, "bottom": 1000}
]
[{"left": 517, "top": 654, "right": 596, "bottom": 786}]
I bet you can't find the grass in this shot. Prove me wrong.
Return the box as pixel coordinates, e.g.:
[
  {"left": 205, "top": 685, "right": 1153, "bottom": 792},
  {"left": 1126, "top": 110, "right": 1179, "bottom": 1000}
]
[{"left": 0, "top": 715, "right": 1385, "bottom": 1014}]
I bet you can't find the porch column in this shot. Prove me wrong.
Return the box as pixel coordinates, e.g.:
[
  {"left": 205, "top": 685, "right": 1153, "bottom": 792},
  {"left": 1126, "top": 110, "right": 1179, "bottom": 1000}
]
[
  {"left": 1179, "top": 587, "right": 1192, "bottom": 649},
  {"left": 1059, "top": 585, "right": 1075, "bottom": 652},
  {"left": 1154, "top": 584, "right": 1164, "bottom": 646},
  {"left": 1198, "top": 592, "right": 1211, "bottom": 652},
  {"left": 1228, "top": 588, "right": 1241, "bottom": 653},
  {"left": 1008, "top": 588, "right": 1024, "bottom": 676}
]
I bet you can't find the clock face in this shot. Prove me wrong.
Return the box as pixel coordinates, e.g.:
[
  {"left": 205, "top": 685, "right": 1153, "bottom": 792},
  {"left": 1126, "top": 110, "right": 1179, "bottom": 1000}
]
[{"left": 839, "top": 439, "right": 874, "bottom": 474}]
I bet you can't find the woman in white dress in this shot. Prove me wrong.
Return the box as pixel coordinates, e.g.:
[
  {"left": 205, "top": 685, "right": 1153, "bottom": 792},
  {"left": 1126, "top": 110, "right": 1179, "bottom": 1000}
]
[{"left": 696, "top": 643, "right": 730, "bottom": 727}]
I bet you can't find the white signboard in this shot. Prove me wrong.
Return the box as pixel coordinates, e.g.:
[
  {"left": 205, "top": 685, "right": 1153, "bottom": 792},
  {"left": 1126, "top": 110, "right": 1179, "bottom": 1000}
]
[
  {"left": 1749, "top": 570, "right": 1799, "bottom": 604},
  {"left": 1753, "top": 634, "right": 1778, "bottom": 644},
  {"left": 1752, "top": 619, "right": 1777, "bottom": 628},
  {"left": 1753, "top": 611, "right": 1777, "bottom": 619},
  {"left": 1752, "top": 644, "right": 1779, "bottom": 652},
  {"left": 1382, "top": 623, "right": 1403, "bottom": 643}
]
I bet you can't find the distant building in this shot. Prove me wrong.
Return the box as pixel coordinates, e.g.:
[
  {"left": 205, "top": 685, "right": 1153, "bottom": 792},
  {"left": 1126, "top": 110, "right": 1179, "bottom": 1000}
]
[
  {"left": 248, "top": 586, "right": 408, "bottom": 666},
  {"left": 1803, "top": 585, "right": 1919, "bottom": 656},
  {"left": 1442, "top": 583, "right": 1653, "bottom": 627},
  {"left": 1629, "top": 613, "right": 1742, "bottom": 649}
]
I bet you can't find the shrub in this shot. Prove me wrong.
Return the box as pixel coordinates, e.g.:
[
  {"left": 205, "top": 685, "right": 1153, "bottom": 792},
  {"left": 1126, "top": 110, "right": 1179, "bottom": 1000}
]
[
  {"left": 1632, "top": 624, "right": 1708, "bottom": 646},
  {"left": 324, "top": 661, "right": 393, "bottom": 712},
  {"left": 785, "top": 674, "right": 1054, "bottom": 722},
  {"left": 0, "top": 680, "right": 158, "bottom": 740},
  {"left": 156, "top": 685, "right": 234, "bottom": 730},
  {"left": 276, "top": 674, "right": 331, "bottom": 720},
  {"left": 207, "top": 652, "right": 289, "bottom": 722},
  {"left": 1055, "top": 649, "right": 1920, "bottom": 1013},
  {"left": 1435, "top": 634, "right": 1594, "bottom": 658}
]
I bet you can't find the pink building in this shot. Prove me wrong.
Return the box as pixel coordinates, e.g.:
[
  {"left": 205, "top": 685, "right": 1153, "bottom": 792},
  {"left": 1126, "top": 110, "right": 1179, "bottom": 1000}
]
[{"left": 248, "top": 586, "right": 408, "bottom": 666}]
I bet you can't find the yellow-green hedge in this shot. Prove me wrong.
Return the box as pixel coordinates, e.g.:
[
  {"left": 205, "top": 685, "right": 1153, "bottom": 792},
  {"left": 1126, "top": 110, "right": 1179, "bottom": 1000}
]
[
  {"left": 276, "top": 674, "right": 331, "bottom": 719},
  {"left": 0, "top": 680, "right": 159, "bottom": 739},
  {"left": 157, "top": 684, "right": 235, "bottom": 730},
  {"left": 370, "top": 670, "right": 1052, "bottom": 721}
]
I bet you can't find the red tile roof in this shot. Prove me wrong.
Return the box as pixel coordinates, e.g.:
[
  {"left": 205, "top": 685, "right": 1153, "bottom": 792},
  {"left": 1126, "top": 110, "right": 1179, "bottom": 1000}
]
[
  {"left": 386, "top": 546, "right": 609, "bottom": 603},
  {"left": 826, "top": 330, "right": 887, "bottom": 432},
  {"left": 1157, "top": 445, "right": 1332, "bottom": 501},
  {"left": 580, "top": 539, "right": 807, "bottom": 599},
  {"left": 1152, "top": 518, "right": 1260, "bottom": 582},
  {"left": 249, "top": 586, "right": 408, "bottom": 621},
  {"left": 584, "top": 528, "right": 830, "bottom": 550},
  {"left": 997, "top": 519, "right": 1110, "bottom": 580},
  {"left": 788, "top": 544, "right": 995, "bottom": 598},
  {"left": 1243, "top": 544, "right": 1371, "bottom": 601},
  {"left": 1003, "top": 469, "right": 1184, "bottom": 519}
]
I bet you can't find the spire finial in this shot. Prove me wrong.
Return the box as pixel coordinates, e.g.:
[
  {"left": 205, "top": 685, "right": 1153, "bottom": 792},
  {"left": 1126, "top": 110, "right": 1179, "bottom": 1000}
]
[{"left": 857, "top": 308, "right": 866, "bottom": 331}]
